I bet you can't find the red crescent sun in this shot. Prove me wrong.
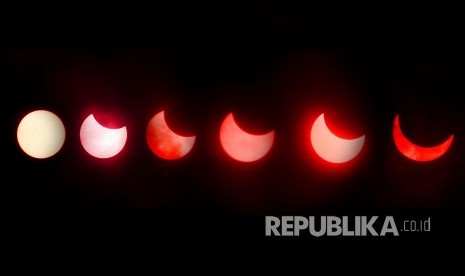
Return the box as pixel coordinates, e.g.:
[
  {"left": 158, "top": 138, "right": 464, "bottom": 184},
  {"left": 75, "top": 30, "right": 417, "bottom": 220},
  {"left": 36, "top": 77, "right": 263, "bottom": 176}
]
[
  {"left": 146, "top": 111, "right": 196, "bottom": 160},
  {"left": 392, "top": 114, "right": 454, "bottom": 162}
]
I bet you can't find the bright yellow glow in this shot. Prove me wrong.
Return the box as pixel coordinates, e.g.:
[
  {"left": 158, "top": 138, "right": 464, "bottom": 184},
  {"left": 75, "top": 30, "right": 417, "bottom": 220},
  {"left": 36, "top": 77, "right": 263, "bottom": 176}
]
[{"left": 17, "top": 110, "right": 66, "bottom": 159}]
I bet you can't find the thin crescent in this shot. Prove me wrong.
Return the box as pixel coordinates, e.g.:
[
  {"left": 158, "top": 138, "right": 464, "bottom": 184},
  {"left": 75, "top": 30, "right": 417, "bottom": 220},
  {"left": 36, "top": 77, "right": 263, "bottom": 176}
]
[
  {"left": 80, "top": 114, "right": 127, "bottom": 159},
  {"left": 310, "top": 113, "right": 365, "bottom": 163},
  {"left": 146, "top": 111, "right": 196, "bottom": 160},
  {"left": 393, "top": 115, "right": 453, "bottom": 162},
  {"left": 220, "top": 113, "right": 275, "bottom": 162}
]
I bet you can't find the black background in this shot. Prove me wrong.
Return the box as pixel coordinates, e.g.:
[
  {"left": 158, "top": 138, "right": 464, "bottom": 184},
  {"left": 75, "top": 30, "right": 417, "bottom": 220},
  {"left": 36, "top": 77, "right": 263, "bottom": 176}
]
[{"left": 2, "top": 2, "right": 465, "bottom": 255}]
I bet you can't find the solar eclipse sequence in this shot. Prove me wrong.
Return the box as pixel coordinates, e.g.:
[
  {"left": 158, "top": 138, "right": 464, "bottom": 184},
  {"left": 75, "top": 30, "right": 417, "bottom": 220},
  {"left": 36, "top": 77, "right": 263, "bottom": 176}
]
[{"left": 17, "top": 109, "right": 454, "bottom": 164}]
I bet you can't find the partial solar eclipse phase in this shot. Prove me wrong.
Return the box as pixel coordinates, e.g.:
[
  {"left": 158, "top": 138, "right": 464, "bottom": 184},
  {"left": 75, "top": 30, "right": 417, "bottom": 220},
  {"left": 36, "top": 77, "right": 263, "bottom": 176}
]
[
  {"left": 310, "top": 113, "right": 365, "bottom": 164},
  {"left": 80, "top": 114, "right": 127, "bottom": 159},
  {"left": 392, "top": 114, "right": 453, "bottom": 162},
  {"left": 17, "top": 110, "right": 66, "bottom": 159},
  {"left": 219, "top": 113, "right": 275, "bottom": 162},
  {"left": 146, "top": 111, "right": 196, "bottom": 160}
]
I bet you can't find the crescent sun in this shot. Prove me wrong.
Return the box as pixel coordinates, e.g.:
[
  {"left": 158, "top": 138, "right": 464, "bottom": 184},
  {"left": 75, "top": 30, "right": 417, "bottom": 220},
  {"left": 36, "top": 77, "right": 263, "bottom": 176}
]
[
  {"left": 219, "top": 113, "right": 275, "bottom": 162},
  {"left": 80, "top": 114, "right": 128, "bottom": 159},
  {"left": 310, "top": 113, "right": 365, "bottom": 164},
  {"left": 392, "top": 114, "right": 453, "bottom": 162},
  {"left": 146, "top": 110, "right": 196, "bottom": 160}
]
